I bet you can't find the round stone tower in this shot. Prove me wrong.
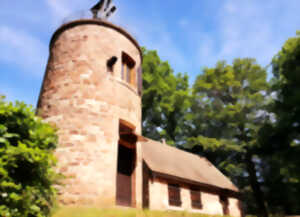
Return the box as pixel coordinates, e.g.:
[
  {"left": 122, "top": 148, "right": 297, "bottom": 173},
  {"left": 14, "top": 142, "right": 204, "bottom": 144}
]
[{"left": 37, "top": 19, "right": 143, "bottom": 207}]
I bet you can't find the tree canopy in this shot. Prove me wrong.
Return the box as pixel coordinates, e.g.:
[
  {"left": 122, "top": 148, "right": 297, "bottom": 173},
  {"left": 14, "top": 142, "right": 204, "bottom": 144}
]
[
  {"left": 142, "top": 48, "right": 190, "bottom": 146},
  {"left": 187, "top": 58, "right": 269, "bottom": 217},
  {"left": 141, "top": 31, "right": 300, "bottom": 215},
  {"left": 258, "top": 31, "right": 300, "bottom": 214}
]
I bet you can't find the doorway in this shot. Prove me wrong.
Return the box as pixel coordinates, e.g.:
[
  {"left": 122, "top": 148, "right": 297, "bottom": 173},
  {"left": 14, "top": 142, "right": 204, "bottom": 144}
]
[{"left": 116, "top": 121, "right": 137, "bottom": 207}]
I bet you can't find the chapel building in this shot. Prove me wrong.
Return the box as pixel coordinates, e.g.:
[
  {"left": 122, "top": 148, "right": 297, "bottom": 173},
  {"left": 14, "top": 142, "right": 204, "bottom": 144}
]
[{"left": 37, "top": 8, "right": 243, "bottom": 217}]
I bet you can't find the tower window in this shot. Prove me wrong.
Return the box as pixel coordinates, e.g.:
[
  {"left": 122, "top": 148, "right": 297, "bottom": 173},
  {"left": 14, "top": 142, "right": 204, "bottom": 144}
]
[
  {"left": 107, "top": 56, "right": 118, "bottom": 74},
  {"left": 121, "top": 52, "right": 136, "bottom": 86}
]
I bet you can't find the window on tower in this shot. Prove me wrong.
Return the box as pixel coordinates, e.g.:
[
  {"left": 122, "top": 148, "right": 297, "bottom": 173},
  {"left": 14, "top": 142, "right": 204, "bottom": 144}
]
[
  {"left": 121, "top": 52, "right": 136, "bottom": 87},
  {"left": 107, "top": 56, "right": 118, "bottom": 74}
]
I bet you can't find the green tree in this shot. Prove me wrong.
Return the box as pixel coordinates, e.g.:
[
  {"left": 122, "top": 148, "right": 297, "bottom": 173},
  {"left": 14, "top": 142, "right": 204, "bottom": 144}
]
[
  {"left": 142, "top": 48, "right": 191, "bottom": 146},
  {"left": 272, "top": 31, "right": 300, "bottom": 133},
  {"left": 0, "top": 97, "right": 59, "bottom": 217},
  {"left": 187, "top": 59, "right": 270, "bottom": 217},
  {"left": 259, "top": 31, "right": 300, "bottom": 214},
  {"left": 270, "top": 31, "right": 300, "bottom": 151}
]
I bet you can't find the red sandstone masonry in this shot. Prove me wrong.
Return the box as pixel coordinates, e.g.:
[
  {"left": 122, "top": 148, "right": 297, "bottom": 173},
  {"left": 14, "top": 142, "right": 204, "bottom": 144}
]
[{"left": 38, "top": 20, "right": 142, "bottom": 207}]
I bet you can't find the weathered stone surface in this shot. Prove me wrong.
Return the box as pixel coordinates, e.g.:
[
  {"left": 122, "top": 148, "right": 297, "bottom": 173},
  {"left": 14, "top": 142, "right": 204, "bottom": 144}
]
[{"left": 38, "top": 21, "right": 142, "bottom": 207}]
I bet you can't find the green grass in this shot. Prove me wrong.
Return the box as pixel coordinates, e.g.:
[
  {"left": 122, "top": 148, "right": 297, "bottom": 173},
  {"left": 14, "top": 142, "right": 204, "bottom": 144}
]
[{"left": 51, "top": 207, "right": 227, "bottom": 217}]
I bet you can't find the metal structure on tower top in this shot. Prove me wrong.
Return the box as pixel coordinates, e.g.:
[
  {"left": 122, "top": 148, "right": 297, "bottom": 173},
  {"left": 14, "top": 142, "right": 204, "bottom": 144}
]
[{"left": 91, "top": 0, "right": 117, "bottom": 20}]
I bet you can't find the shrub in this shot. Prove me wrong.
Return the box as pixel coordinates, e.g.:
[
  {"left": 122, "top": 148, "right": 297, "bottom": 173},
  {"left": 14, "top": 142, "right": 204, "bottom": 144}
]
[{"left": 0, "top": 97, "right": 59, "bottom": 217}]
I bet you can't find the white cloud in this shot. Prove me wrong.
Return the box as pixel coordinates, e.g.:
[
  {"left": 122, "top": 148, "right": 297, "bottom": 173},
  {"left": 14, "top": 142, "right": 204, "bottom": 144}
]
[
  {"left": 193, "top": 0, "right": 299, "bottom": 70},
  {"left": 217, "top": 0, "right": 278, "bottom": 64},
  {"left": 0, "top": 26, "right": 48, "bottom": 76}
]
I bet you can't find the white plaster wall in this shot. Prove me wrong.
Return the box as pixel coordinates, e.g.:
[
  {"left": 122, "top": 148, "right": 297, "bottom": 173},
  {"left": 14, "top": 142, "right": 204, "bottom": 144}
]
[
  {"left": 229, "top": 197, "right": 242, "bottom": 217},
  {"left": 135, "top": 141, "right": 143, "bottom": 208},
  {"left": 148, "top": 177, "right": 169, "bottom": 210},
  {"left": 148, "top": 177, "right": 242, "bottom": 217}
]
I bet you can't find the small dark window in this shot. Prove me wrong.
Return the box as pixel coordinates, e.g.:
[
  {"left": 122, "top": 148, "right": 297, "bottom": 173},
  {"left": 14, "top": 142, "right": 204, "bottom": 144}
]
[
  {"left": 108, "top": 65, "right": 113, "bottom": 73},
  {"left": 168, "top": 184, "right": 181, "bottom": 207},
  {"left": 107, "top": 56, "right": 117, "bottom": 74},
  {"left": 190, "top": 188, "right": 202, "bottom": 209}
]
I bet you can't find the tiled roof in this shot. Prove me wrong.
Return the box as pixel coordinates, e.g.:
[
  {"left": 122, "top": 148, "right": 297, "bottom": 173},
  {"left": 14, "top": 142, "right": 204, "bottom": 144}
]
[{"left": 141, "top": 138, "right": 239, "bottom": 192}]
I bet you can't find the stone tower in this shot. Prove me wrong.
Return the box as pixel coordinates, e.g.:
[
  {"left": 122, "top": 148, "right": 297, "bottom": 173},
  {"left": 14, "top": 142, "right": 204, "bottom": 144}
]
[{"left": 37, "top": 19, "right": 143, "bottom": 207}]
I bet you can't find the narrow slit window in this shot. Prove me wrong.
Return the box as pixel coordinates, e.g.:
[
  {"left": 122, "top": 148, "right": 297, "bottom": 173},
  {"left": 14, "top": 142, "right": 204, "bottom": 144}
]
[{"left": 168, "top": 183, "right": 181, "bottom": 207}]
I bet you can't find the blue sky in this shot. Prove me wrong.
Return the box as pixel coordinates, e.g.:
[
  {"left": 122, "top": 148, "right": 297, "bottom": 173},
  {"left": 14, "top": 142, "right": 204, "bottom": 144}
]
[{"left": 0, "top": 0, "right": 299, "bottom": 106}]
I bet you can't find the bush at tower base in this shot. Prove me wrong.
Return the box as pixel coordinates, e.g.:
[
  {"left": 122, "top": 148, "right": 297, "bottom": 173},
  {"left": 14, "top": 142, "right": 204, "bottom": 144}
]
[{"left": 0, "top": 96, "right": 59, "bottom": 217}]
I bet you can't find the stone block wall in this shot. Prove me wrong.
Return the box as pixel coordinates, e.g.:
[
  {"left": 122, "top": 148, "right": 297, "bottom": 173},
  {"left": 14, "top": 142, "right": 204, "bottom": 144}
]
[{"left": 37, "top": 20, "right": 142, "bottom": 207}]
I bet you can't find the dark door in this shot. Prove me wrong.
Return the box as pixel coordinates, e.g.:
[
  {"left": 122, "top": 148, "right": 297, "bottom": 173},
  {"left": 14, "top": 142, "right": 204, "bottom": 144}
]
[{"left": 116, "top": 144, "right": 135, "bottom": 206}]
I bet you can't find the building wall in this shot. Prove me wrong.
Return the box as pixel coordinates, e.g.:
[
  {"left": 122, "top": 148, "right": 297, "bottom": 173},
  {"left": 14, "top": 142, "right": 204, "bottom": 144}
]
[
  {"left": 37, "top": 20, "right": 142, "bottom": 206},
  {"left": 229, "top": 198, "right": 242, "bottom": 217},
  {"left": 148, "top": 177, "right": 242, "bottom": 217},
  {"left": 136, "top": 142, "right": 143, "bottom": 208}
]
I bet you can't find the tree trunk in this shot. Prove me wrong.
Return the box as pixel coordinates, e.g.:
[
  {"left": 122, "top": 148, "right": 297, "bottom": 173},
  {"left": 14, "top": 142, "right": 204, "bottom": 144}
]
[{"left": 245, "top": 152, "right": 268, "bottom": 217}]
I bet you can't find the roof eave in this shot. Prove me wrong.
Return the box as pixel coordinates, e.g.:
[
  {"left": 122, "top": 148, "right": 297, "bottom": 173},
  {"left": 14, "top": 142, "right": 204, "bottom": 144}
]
[{"left": 149, "top": 169, "right": 241, "bottom": 198}]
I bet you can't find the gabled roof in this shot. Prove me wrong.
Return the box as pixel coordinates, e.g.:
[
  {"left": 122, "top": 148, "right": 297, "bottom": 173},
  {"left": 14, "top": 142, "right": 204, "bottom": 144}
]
[{"left": 141, "top": 138, "right": 239, "bottom": 192}]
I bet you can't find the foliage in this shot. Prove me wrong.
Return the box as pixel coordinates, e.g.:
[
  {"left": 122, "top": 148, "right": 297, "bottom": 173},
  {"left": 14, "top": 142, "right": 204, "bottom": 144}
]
[
  {"left": 188, "top": 59, "right": 269, "bottom": 153},
  {"left": 271, "top": 31, "right": 300, "bottom": 144},
  {"left": 186, "top": 59, "right": 270, "bottom": 217},
  {"left": 0, "top": 97, "right": 59, "bottom": 217},
  {"left": 258, "top": 31, "right": 300, "bottom": 214},
  {"left": 141, "top": 39, "right": 300, "bottom": 216},
  {"left": 142, "top": 48, "right": 191, "bottom": 146}
]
